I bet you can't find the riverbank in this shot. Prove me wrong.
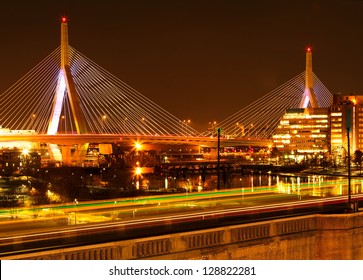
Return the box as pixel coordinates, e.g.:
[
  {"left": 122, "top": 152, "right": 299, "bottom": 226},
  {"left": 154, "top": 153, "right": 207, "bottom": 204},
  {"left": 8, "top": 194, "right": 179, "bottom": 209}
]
[{"left": 301, "top": 167, "right": 363, "bottom": 178}]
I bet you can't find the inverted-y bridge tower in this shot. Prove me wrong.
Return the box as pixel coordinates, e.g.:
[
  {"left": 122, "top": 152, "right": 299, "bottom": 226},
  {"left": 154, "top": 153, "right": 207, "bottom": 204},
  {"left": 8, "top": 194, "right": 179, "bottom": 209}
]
[
  {"left": 47, "top": 17, "right": 89, "bottom": 164},
  {"left": 299, "top": 47, "right": 319, "bottom": 108},
  {"left": 48, "top": 17, "right": 89, "bottom": 135},
  {"left": 206, "top": 47, "right": 332, "bottom": 139}
]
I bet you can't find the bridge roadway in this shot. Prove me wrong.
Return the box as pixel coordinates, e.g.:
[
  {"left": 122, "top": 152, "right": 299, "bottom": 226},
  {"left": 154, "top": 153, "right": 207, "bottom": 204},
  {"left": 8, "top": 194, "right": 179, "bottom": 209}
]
[
  {"left": 0, "top": 133, "right": 272, "bottom": 147},
  {"left": 1, "top": 179, "right": 362, "bottom": 258}
]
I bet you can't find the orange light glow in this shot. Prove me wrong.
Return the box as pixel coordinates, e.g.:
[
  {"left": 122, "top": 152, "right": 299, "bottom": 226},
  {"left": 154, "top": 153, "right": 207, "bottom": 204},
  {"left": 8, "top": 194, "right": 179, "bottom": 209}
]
[
  {"left": 135, "top": 142, "right": 142, "bottom": 151},
  {"left": 135, "top": 167, "right": 142, "bottom": 176}
]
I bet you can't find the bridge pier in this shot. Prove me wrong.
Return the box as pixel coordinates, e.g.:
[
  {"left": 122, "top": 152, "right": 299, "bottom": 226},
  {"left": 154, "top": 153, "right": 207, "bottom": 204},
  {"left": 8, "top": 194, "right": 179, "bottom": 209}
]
[
  {"left": 48, "top": 143, "right": 89, "bottom": 166},
  {"left": 61, "top": 145, "right": 72, "bottom": 166},
  {"left": 73, "top": 143, "right": 89, "bottom": 166}
]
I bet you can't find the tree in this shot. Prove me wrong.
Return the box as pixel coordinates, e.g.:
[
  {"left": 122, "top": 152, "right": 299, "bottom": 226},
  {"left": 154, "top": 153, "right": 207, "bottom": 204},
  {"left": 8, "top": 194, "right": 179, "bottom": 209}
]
[{"left": 354, "top": 150, "right": 363, "bottom": 174}]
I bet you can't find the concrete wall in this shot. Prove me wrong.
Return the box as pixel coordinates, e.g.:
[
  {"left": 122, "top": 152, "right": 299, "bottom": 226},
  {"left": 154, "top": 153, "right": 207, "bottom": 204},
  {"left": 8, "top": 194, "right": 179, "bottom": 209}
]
[{"left": 4, "top": 212, "right": 363, "bottom": 260}]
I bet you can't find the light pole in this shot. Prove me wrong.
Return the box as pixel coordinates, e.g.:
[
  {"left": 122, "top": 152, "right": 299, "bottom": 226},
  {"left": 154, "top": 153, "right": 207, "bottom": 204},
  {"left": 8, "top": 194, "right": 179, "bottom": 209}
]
[
  {"left": 347, "top": 128, "right": 352, "bottom": 209},
  {"left": 185, "top": 187, "right": 189, "bottom": 206},
  {"left": 209, "top": 121, "right": 217, "bottom": 137},
  {"left": 182, "top": 119, "right": 191, "bottom": 136},
  {"left": 61, "top": 115, "right": 65, "bottom": 133},
  {"left": 185, "top": 120, "right": 191, "bottom": 136},
  {"left": 135, "top": 165, "right": 141, "bottom": 190},
  {"left": 101, "top": 115, "right": 106, "bottom": 134},
  {"left": 141, "top": 117, "right": 146, "bottom": 132},
  {"left": 123, "top": 117, "right": 128, "bottom": 134},
  {"left": 217, "top": 127, "right": 221, "bottom": 190},
  {"left": 74, "top": 198, "right": 78, "bottom": 224},
  {"left": 30, "top": 114, "right": 36, "bottom": 130}
]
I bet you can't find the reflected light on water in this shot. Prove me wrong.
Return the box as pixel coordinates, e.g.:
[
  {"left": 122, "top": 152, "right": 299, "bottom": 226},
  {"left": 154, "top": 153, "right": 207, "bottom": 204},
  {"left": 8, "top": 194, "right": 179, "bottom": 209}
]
[{"left": 268, "top": 175, "right": 271, "bottom": 187}]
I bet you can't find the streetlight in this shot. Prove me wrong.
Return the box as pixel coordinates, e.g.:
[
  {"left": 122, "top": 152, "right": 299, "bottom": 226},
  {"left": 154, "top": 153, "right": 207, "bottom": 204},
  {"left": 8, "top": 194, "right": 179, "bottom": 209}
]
[
  {"left": 209, "top": 121, "right": 217, "bottom": 137},
  {"left": 185, "top": 187, "right": 189, "bottom": 206},
  {"left": 186, "top": 119, "right": 191, "bottom": 135},
  {"left": 235, "top": 122, "right": 239, "bottom": 137},
  {"left": 74, "top": 199, "right": 78, "bottom": 224},
  {"left": 61, "top": 115, "right": 65, "bottom": 133},
  {"left": 123, "top": 117, "right": 128, "bottom": 134},
  {"left": 135, "top": 167, "right": 141, "bottom": 190},
  {"left": 135, "top": 142, "right": 142, "bottom": 151},
  {"left": 101, "top": 115, "right": 107, "bottom": 133},
  {"left": 141, "top": 117, "right": 146, "bottom": 132},
  {"left": 217, "top": 127, "right": 222, "bottom": 190},
  {"left": 182, "top": 119, "right": 191, "bottom": 136},
  {"left": 347, "top": 127, "right": 353, "bottom": 211},
  {"left": 30, "top": 114, "right": 36, "bottom": 130}
]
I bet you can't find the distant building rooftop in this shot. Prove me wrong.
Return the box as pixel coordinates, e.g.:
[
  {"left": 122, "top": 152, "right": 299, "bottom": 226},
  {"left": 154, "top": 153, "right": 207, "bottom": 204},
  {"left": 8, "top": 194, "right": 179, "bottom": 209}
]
[{"left": 0, "top": 127, "right": 36, "bottom": 135}]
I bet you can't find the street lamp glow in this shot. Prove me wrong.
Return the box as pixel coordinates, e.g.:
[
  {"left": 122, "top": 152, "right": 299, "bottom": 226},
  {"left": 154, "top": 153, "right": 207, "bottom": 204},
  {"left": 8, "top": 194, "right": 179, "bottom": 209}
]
[
  {"left": 101, "top": 115, "right": 107, "bottom": 133},
  {"left": 135, "top": 142, "right": 142, "bottom": 151},
  {"left": 135, "top": 167, "right": 142, "bottom": 176},
  {"left": 22, "top": 149, "right": 29, "bottom": 156}
]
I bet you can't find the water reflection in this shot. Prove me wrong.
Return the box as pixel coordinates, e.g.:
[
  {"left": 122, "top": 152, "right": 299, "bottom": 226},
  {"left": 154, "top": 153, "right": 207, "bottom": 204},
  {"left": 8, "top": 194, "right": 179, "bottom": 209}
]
[
  {"left": 3, "top": 169, "right": 363, "bottom": 208},
  {"left": 142, "top": 171, "right": 363, "bottom": 198}
]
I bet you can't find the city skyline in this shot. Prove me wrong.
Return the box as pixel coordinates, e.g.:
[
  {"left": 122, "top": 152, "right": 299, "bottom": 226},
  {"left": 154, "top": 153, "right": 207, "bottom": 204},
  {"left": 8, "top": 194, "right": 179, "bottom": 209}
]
[{"left": 1, "top": 1, "right": 363, "bottom": 131}]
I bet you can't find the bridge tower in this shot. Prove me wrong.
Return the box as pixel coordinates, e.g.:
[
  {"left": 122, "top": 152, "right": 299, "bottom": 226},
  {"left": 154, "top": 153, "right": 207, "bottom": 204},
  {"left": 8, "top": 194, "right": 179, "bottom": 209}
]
[
  {"left": 47, "top": 17, "right": 90, "bottom": 165},
  {"left": 48, "top": 17, "right": 90, "bottom": 135},
  {"left": 299, "top": 47, "right": 319, "bottom": 108}
]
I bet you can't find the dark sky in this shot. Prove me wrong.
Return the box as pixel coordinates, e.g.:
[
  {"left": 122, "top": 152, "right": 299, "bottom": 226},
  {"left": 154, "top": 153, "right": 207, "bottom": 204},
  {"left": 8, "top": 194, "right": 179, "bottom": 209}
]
[{"left": 1, "top": 0, "right": 363, "bottom": 131}]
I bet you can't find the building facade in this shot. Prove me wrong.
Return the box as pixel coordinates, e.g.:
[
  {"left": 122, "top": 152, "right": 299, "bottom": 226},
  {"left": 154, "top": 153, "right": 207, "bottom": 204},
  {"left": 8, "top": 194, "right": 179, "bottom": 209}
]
[
  {"left": 330, "top": 94, "right": 363, "bottom": 163},
  {"left": 272, "top": 94, "right": 363, "bottom": 163},
  {"left": 272, "top": 108, "right": 330, "bottom": 161}
]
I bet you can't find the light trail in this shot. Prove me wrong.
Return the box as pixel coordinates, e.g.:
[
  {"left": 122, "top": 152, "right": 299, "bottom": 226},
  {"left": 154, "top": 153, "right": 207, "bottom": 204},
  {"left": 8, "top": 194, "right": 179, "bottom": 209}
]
[
  {"left": 1, "top": 192, "right": 361, "bottom": 258},
  {"left": 0, "top": 177, "right": 359, "bottom": 219},
  {"left": 0, "top": 177, "right": 362, "bottom": 257}
]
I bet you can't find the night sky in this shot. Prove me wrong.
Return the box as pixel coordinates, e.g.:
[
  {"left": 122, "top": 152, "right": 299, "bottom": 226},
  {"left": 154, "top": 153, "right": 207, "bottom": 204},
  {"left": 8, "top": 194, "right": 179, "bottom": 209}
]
[{"left": 1, "top": 0, "right": 363, "bottom": 131}]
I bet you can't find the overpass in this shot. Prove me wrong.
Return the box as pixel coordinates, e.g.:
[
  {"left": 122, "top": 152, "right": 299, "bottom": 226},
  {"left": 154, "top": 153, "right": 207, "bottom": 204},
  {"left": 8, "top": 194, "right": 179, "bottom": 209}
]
[{"left": 1, "top": 183, "right": 362, "bottom": 259}]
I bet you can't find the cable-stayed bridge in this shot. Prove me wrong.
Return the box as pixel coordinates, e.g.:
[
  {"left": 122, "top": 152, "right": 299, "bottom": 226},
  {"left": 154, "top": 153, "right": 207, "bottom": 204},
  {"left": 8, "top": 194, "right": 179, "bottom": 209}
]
[
  {"left": 0, "top": 18, "right": 332, "bottom": 164},
  {"left": 203, "top": 48, "right": 333, "bottom": 139},
  {"left": 1, "top": 33, "right": 197, "bottom": 137}
]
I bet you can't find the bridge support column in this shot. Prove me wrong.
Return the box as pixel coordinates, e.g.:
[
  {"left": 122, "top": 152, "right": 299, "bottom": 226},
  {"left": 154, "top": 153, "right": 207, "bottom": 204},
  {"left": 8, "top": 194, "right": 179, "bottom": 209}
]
[
  {"left": 72, "top": 143, "right": 89, "bottom": 166},
  {"left": 47, "top": 143, "right": 62, "bottom": 164},
  {"left": 61, "top": 146, "right": 73, "bottom": 166}
]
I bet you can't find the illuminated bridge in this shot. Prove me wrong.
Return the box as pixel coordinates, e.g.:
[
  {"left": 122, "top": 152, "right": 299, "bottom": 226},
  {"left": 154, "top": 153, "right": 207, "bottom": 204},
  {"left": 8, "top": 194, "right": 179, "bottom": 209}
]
[
  {"left": 203, "top": 47, "right": 333, "bottom": 138},
  {"left": 0, "top": 18, "right": 332, "bottom": 164}
]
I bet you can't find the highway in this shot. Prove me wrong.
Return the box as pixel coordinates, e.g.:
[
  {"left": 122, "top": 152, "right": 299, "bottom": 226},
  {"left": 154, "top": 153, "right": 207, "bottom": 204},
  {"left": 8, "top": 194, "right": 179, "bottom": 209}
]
[
  {"left": 0, "top": 133, "right": 272, "bottom": 147},
  {"left": 1, "top": 177, "right": 362, "bottom": 257}
]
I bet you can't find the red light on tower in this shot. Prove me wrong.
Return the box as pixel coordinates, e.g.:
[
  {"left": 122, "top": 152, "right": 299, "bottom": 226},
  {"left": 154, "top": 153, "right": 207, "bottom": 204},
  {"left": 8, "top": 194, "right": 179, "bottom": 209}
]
[
  {"left": 61, "top": 16, "right": 67, "bottom": 23},
  {"left": 306, "top": 46, "right": 312, "bottom": 52}
]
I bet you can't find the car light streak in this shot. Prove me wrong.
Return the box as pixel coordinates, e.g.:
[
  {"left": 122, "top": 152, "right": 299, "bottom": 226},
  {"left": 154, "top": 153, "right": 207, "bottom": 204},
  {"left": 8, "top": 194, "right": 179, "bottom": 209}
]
[{"left": 1, "top": 193, "right": 362, "bottom": 257}]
